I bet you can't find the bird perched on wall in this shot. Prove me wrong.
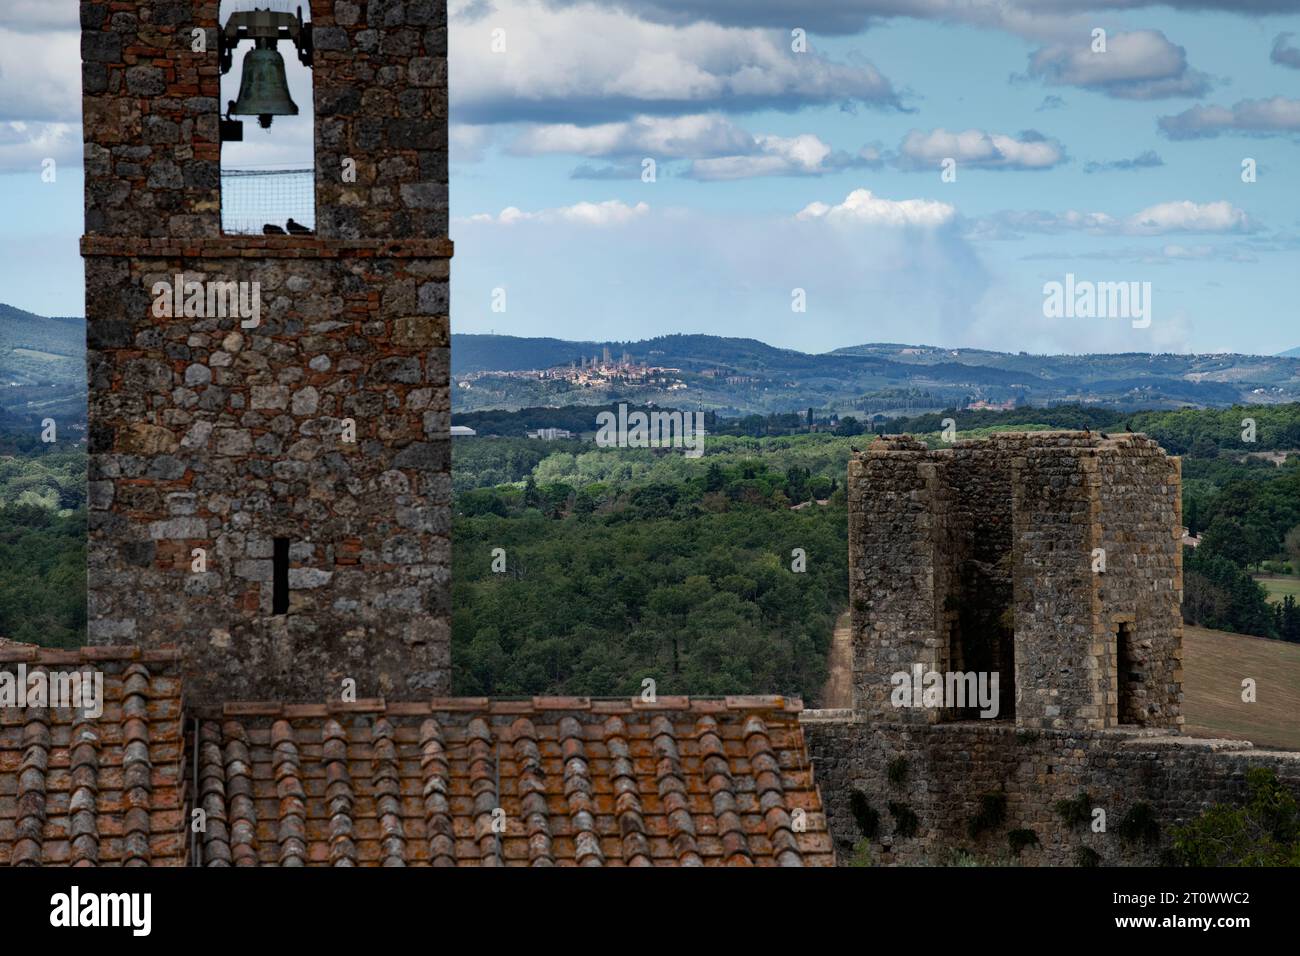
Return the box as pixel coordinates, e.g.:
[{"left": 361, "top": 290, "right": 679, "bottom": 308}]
[
  {"left": 1083, "top": 426, "right": 1091, "bottom": 437},
  {"left": 1099, "top": 431, "right": 1111, "bottom": 440},
  {"left": 1125, "top": 421, "right": 1135, "bottom": 433},
  {"left": 262, "top": 223, "right": 286, "bottom": 235},
  {"left": 286, "top": 218, "right": 313, "bottom": 235}
]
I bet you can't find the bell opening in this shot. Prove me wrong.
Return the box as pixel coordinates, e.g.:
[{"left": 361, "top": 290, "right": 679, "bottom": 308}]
[{"left": 219, "top": 3, "right": 315, "bottom": 237}]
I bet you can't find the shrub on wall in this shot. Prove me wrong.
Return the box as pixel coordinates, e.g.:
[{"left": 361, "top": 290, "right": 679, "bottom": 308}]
[
  {"left": 1170, "top": 768, "right": 1300, "bottom": 866},
  {"left": 888, "top": 802, "right": 919, "bottom": 838},
  {"left": 850, "top": 789, "right": 879, "bottom": 838},
  {"left": 1074, "top": 846, "right": 1101, "bottom": 867},
  {"left": 1055, "top": 791, "right": 1092, "bottom": 830},
  {"left": 1117, "top": 802, "right": 1161, "bottom": 845},
  {"left": 887, "top": 756, "right": 909, "bottom": 784},
  {"left": 967, "top": 792, "right": 1007, "bottom": 839},
  {"left": 1007, "top": 829, "right": 1039, "bottom": 856}
]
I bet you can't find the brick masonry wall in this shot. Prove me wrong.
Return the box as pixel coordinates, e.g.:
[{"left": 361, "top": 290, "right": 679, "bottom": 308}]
[
  {"left": 82, "top": 1, "right": 454, "bottom": 705},
  {"left": 85, "top": 238, "right": 452, "bottom": 703},
  {"left": 804, "top": 713, "right": 1300, "bottom": 866}
]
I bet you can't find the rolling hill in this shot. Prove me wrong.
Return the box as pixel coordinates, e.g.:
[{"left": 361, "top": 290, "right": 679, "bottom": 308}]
[
  {"left": 452, "top": 332, "right": 1300, "bottom": 417},
  {"left": 0, "top": 304, "right": 86, "bottom": 424}
]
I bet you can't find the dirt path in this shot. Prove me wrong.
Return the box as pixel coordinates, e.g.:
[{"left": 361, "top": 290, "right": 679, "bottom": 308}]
[{"left": 819, "top": 610, "right": 853, "bottom": 708}]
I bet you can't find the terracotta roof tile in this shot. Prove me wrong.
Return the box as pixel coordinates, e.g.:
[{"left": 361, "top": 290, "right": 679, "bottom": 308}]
[
  {"left": 0, "top": 651, "right": 186, "bottom": 867},
  {"left": 192, "top": 696, "right": 832, "bottom": 866},
  {"left": 4, "top": 650, "right": 833, "bottom": 867}
]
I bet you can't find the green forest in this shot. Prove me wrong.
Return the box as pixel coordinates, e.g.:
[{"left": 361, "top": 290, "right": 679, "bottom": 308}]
[
  {"left": 5, "top": 403, "right": 1300, "bottom": 687},
  {"left": 0, "top": 434, "right": 86, "bottom": 646},
  {"left": 453, "top": 436, "right": 850, "bottom": 697},
  {"left": 452, "top": 402, "right": 1300, "bottom": 700}
]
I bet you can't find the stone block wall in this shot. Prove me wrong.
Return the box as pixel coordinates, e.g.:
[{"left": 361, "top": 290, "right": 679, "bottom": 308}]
[
  {"left": 82, "top": 1, "right": 454, "bottom": 705},
  {"left": 804, "top": 712, "right": 1300, "bottom": 866},
  {"left": 848, "top": 439, "right": 946, "bottom": 723},
  {"left": 849, "top": 432, "right": 1183, "bottom": 732},
  {"left": 1095, "top": 444, "right": 1183, "bottom": 728},
  {"left": 1009, "top": 439, "right": 1106, "bottom": 729}
]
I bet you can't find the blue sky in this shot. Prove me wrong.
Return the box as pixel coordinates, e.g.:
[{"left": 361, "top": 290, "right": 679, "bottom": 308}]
[{"left": 2, "top": 0, "right": 1299, "bottom": 354}]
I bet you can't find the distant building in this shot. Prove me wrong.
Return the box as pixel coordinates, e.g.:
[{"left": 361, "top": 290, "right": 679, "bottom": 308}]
[
  {"left": 528, "top": 427, "right": 574, "bottom": 440},
  {"left": 450, "top": 425, "right": 477, "bottom": 436}
]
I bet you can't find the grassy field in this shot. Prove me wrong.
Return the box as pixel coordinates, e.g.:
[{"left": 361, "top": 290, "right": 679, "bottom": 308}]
[
  {"left": 1183, "top": 625, "right": 1300, "bottom": 750},
  {"left": 1254, "top": 573, "right": 1300, "bottom": 604}
]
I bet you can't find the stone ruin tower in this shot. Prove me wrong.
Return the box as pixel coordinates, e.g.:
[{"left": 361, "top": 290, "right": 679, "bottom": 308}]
[
  {"left": 82, "top": 0, "right": 452, "bottom": 704},
  {"left": 849, "top": 432, "right": 1184, "bottom": 731}
]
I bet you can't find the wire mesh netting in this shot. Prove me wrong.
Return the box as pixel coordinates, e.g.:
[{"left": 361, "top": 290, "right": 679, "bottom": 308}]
[{"left": 221, "top": 167, "right": 315, "bottom": 235}]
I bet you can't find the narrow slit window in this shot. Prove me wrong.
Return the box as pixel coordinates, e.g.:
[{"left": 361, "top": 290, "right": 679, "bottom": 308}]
[{"left": 272, "top": 537, "right": 290, "bottom": 615}]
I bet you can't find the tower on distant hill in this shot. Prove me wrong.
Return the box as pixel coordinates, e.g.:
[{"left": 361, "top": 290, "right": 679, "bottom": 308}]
[{"left": 82, "top": 0, "right": 452, "bottom": 704}]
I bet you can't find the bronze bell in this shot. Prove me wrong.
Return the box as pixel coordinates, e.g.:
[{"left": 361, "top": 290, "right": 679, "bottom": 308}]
[{"left": 231, "top": 43, "right": 298, "bottom": 129}]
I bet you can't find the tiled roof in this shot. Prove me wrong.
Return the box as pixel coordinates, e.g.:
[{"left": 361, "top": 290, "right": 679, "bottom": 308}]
[
  {"left": 0, "top": 647, "right": 187, "bottom": 866},
  {"left": 195, "top": 696, "right": 833, "bottom": 866},
  {"left": 3, "top": 648, "right": 833, "bottom": 867}
]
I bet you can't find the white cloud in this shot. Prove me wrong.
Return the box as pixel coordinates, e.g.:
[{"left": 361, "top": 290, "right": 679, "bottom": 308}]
[
  {"left": 686, "top": 133, "right": 847, "bottom": 180},
  {"left": 0, "top": 121, "right": 80, "bottom": 175},
  {"left": 0, "top": 1, "right": 78, "bottom": 32},
  {"left": 970, "top": 201, "right": 1252, "bottom": 239},
  {"left": 1027, "top": 30, "right": 1210, "bottom": 99},
  {"left": 509, "top": 114, "right": 755, "bottom": 158},
  {"left": 1128, "top": 200, "right": 1250, "bottom": 235},
  {"left": 462, "top": 198, "right": 651, "bottom": 226},
  {"left": 451, "top": 124, "right": 496, "bottom": 162},
  {"left": 0, "top": 27, "right": 81, "bottom": 123},
  {"left": 796, "top": 188, "right": 957, "bottom": 228},
  {"left": 449, "top": 0, "right": 901, "bottom": 123},
  {"left": 896, "top": 127, "right": 1065, "bottom": 171},
  {"left": 1158, "top": 97, "right": 1300, "bottom": 139}
]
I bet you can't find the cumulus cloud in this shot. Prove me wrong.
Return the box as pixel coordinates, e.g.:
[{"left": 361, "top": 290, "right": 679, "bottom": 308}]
[
  {"left": 541, "top": 1, "right": 1289, "bottom": 42},
  {"left": 795, "top": 188, "right": 957, "bottom": 228},
  {"left": 509, "top": 114, "right": 755, "bottom": 158},
  {"left": 461, "top": 199, "right": 651, "bottom": 226},
  {"left": 450, "top": 124, "right": 496, "bottom": 163},
  {"left": 1082, "top": 150, "right": 1164, "bottom": 173},
  {"left": 895, "top": 128, "right": 1066, "bottom": 171},
  {"left": 971, "top": 200, "right": 1252, "bottom": 239},
  {"left": 1158, "top": 96, "right": 1300, "bottom": 138},
  {"left": 449, "top": 0, "right": 902, "bottom": 124},
  {"left": 1271, "top": 33, "right": 1300, "bottom": 69},
  {"left": 685, "top": 134, "right": 879, "bottom": 180},
  {"left": 0, "top": 121, "right": 80, "bottom": 175},
  {"left": 1128, "top": 200, "right": 1250, "bottom": 235},
  {"left": 1026, "top": 30, "right": 1210, "bottom": 99},
  {"left": 0, "top": 1, "right": 78, "bottom": 32},
  {"left": 0, "top": 27, "right": 81, "bottom": 123}
]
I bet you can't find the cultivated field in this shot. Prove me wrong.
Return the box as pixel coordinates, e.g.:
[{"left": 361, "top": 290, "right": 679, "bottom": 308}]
[
  {"left": 1255, "top": 573, "right": 1300, "bottom": 604},
  {"left": 1183, "top": 625, "right": 1300, "bottom": 751}
]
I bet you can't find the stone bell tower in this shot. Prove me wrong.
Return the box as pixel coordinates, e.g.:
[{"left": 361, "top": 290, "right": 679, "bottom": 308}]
[{"left": 82, "top": 0, "right": 452, "bottom": 704}]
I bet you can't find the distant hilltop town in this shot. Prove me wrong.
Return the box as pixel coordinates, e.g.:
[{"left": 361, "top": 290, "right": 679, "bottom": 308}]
[{"left": 457, "top": 347, "right": 689, "bottom": 393}]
